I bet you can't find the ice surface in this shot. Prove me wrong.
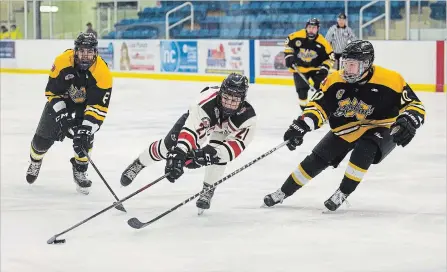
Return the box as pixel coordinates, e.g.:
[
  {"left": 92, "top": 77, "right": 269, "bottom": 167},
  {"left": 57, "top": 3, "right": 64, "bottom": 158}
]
[{"left": 1, "top": 74, "right": 445, "bottom": 272}]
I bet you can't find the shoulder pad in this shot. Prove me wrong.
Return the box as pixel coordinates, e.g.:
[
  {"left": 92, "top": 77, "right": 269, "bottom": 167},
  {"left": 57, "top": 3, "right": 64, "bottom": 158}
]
[
  {"left": 50, "top": 49, "right": 74, "bottom": 78},
  {"left": 289, "top": 29, "right": 307, "bottom": 40},
  {"left": 90, "top": 56, "right": 112, "bottom": 90},
  {"left": 229, "top": 101, "right": 257, "bottom": 128}
]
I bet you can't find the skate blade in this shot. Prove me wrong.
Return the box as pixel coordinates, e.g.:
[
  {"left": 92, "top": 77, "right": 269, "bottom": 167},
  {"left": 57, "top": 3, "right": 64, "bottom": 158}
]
[
  {"left": 76, "top": 186, "right": 90, "bottom": 195},
  {"left": 322, "top": 209, "right": 335, "bottom": 214},
  {"left": 198, "top": 208, "right": 205, "bottom": 216},
  {"left": 322, "top": 201, "right": 351, "bottom": 214}
]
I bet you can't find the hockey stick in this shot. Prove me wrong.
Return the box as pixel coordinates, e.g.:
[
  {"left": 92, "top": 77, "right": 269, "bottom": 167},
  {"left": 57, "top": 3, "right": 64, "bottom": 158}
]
[
  {"left": 83, "top": 149, "right": 126, "bottom": 212},
  {"left": 292, "top": 64, "right": 319, "bottom": 94},
  {"left": 46, "top": 173, "right": 169, "bottom": 244},
  {"left": 127, "top": 141, "right": 289, "bottom": 229}
]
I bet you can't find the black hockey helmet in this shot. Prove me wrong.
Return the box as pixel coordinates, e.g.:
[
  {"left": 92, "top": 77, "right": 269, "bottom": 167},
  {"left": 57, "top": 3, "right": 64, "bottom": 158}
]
[
  {"left": 340, "top": 40, "right": 374, "bottom": 83},
  {"left": 305, "top": 18, "right": 320, "bottom": 39},
  {"left": 218, "top": 73, "right": 249, "bottom": 117},
  {"left": 74, "top": 32, "right": 98, "bottom": 70}
]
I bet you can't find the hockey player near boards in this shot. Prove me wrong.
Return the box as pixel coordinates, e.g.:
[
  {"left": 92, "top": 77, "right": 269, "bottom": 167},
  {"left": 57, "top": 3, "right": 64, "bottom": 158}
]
[
  {"left": 264, "top": 40, "right": 425, "bottom": 211},
  {"left": 121, "top": 73, "right": 256, "bottom": 212},
  {"left": 26, "top": 32, "right": 113, "bottom": 194},
  {"left": 284, "top": 18, "right": 334, "bottom": 110}
]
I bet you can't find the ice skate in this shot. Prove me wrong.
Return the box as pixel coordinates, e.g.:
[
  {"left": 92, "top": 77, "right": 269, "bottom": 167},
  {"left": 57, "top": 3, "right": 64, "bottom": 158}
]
[
  {"left": 120, "top": 158, "right": 146, "bottom": 186},
  {"left": 324, "top": 188, "right": 349, "bottom": 212},
  {"left": 196, "top": 183, "right": 215, "bottom": 215},
  {"left": 263, "top": 188, "right": 286, "bottom": 207},
  {"left": 26, "top": 159, "right": 42, "bottom": 184},
  {"left": 70, "top": 158, "right": 92, "bottom": 195}
]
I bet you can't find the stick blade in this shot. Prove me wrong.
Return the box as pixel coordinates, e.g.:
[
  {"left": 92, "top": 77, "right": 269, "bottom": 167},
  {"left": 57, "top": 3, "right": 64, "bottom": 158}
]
[
  {"left": 47, "top": 235, "right": 57, "bottom": 244},
  {"left": 114, "top": 203, "right": 127, "bottom": 212},
  {"left": 127, "top": 217, "right": 145, "bottom": 229}
]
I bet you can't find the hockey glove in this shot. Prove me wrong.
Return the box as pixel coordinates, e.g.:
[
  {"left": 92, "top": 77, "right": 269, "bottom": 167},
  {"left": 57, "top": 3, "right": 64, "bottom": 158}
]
[
  {"left": 285, "top": 54, "right": 298, "bottom": 69},
  {"left": 284, "top": 118, "right": 310, "bottom": 151},
  {"left": 165, "top": 147, "right": 187, "bottom": 183},
  {"left": 73, "top": 125, "right": 92, "bottom": 157},
  {"left": 55, "top": 108, "right": 76, "bottom": 140},
  {"left": 316, "top": 65, "right": 329, "bottom": 78},
  {"left": 186, "top": 145, "right": 220, "bottom": 169},
  {"left": 390, "top": 113, "right": 417, "bottom": 147}
]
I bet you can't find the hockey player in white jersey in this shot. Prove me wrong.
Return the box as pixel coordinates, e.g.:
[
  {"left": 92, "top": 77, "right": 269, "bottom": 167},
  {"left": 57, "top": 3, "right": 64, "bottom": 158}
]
[{"left": 121, "top": 73, "right": 256, "bottom": 212}]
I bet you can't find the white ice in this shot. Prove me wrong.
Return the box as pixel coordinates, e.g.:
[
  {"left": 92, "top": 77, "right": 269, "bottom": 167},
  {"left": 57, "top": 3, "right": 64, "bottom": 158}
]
[{"left": 1, "top": 74, "right": 446, "bottom": 272}]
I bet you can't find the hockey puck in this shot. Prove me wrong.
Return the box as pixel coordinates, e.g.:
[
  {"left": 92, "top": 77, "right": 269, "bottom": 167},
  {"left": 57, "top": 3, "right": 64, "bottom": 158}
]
[{"left": 53, "top": 239, "right": 66, "bottom": 244}]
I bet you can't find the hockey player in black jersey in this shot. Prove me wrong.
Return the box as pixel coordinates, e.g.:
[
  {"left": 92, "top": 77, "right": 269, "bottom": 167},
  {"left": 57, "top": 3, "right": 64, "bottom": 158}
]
[
  {"left": 264, "top": 40, "right": 425, "bottom": 211},
  {"left": 121, "top": 73, "right": 257, "bottom": 212},
  {"left": 284, "top": 18, "right": 334, "bottom": 110},
  {"left": 26, "top": 33, "right": 113, "bottom": 194}
]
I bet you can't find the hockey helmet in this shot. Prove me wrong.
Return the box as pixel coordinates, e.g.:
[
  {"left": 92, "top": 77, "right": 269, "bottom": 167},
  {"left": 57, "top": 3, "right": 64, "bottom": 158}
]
[
  {"left": 305, "top": 18, "right": 320, "bottom": 39},
  {"left": 74, "top": 32, "right": 98, "bottom": 70},
  {"left": 340, "top": 40, "right": 375, "bottom": 83},
  {"left": 218, "top": 73, "right": 249, "bottom": 117}
]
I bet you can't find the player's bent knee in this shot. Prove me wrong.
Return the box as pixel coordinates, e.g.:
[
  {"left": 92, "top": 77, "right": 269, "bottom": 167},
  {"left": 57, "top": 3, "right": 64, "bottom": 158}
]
[
  {"left": 300, "top": 152, "right": 330, "bottom": 177},
  {"left": 361, "top": 129, "right": 396, "bottom": 164},
  {"left": 163, "top": 112, "right": 189, "bottom": 150},
  {"left": 32, "top": 134, "right": 54, "bottom": 152}
]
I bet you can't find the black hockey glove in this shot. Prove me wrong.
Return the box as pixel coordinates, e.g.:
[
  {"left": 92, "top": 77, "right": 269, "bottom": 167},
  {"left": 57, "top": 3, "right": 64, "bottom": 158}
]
[
  {"left": 186, "top": 145, "right": 221, "bottom": 169},
  {"left": 165, "top": 147, "right": 187, "bottom": 183},
  {"left": 316, "top": 65, "right": 329, "bottom": 77},
  {"left": 284, "top": 118, "right": 310, "bottom": 151},
  {"left": 390, "top": 113, "right": 417, "bottom": 147},
  {"left": 285, "top": 54, "right": 297, "bottom": 69},
  {"left": 73, "top": 125, "right": 92, "bottom": 157},
  {"left": 55, "top": 108, "right": 76, "bottom": 140}
]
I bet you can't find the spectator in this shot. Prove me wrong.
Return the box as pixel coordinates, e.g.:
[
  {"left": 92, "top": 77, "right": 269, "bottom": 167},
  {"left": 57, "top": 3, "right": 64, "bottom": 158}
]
[
  {"left": 0, "top": 25, "right": 10, "bottom": 39},
  {"left": 325, "top": 13, "right": 357, "bottom": 70},
  {"left": 85, "top": 22, "right": 98, "bottom": 38},
  {"left": 9, "top": 25, "right": 23, "bottom": 39}
]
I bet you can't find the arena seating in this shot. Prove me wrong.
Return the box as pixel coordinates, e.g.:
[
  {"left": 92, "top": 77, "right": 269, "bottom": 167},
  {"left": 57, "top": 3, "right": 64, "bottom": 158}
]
[{"left": 102, "top": 1, "right": 443, "bottom": 40}]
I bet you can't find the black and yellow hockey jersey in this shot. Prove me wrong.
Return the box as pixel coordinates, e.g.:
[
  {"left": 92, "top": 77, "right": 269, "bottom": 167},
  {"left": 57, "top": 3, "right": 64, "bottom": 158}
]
[
  {"left": 301, "top": 65, "right": 425, "bottom": 142},
  {"left": 45, "top": 49, "right": 112, "bottom": 133},
  {"left": 284, "top": 29, "right": 334, "bottom": 74}
]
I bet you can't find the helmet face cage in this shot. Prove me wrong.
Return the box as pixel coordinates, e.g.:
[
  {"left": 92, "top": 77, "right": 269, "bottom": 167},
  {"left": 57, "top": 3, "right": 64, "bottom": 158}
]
[
  {"left": 340, "top": 40, "right": 374, "bottom": 83},
  {"left": 74, "top": 33, "right": 98, "bottom": 70},
  {"left": 340, "top": 58, "right": 369, "bottom": 83},
  {"left": 305, "top": 18, "right": 320, "bottom": 39},
  {"left": 218, "top": 74, "right": 248, "bottom": 116}
]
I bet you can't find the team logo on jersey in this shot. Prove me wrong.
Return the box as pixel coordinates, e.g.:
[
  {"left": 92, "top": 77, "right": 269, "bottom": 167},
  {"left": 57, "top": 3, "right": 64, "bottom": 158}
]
[
  {"left": 201, "top": 117, "right": 211, "bottom": 129},
  {"left": 65, "top": 74, "right": 75, "bottom": 80},
  {"left": 68, "top": 85, "right": 87, "bottom": 103},
  {"left": 334, "top": 97, "right": 374, "bottom": 120},
  {"left": 336, "top": 89, "right": 345, "bottom": 99},
  {"left": 401, "top": 89, "right": 412, "bottom": 105},
  {"left": 295, "top": 40, "right": 302, "bottom": 47},
  {"left": 237, "top": 106, "right": 246, "bottom": 115},
  {"left": 214, "top": 107, "right": 220, "bottom": 119},
  {"left": 298, "top": 48, "right": 317, "bottom": 62}
]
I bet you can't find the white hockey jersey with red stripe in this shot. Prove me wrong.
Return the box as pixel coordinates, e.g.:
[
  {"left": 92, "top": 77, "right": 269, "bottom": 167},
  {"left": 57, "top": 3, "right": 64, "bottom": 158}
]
[{"left": 176, "top": 86, "right": 257, "bottom": 163}]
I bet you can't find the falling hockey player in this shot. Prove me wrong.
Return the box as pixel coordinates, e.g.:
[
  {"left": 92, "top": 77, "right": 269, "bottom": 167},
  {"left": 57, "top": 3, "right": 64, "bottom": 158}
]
[
  {"left": 26, "top": 32, "right": 113, "bottom": 194},
  {"left": 121, "top": 73, "right": 257, "bottom": 213},
  {"left": 264, "top": 40, "right": 426, "bottom": 211}
]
